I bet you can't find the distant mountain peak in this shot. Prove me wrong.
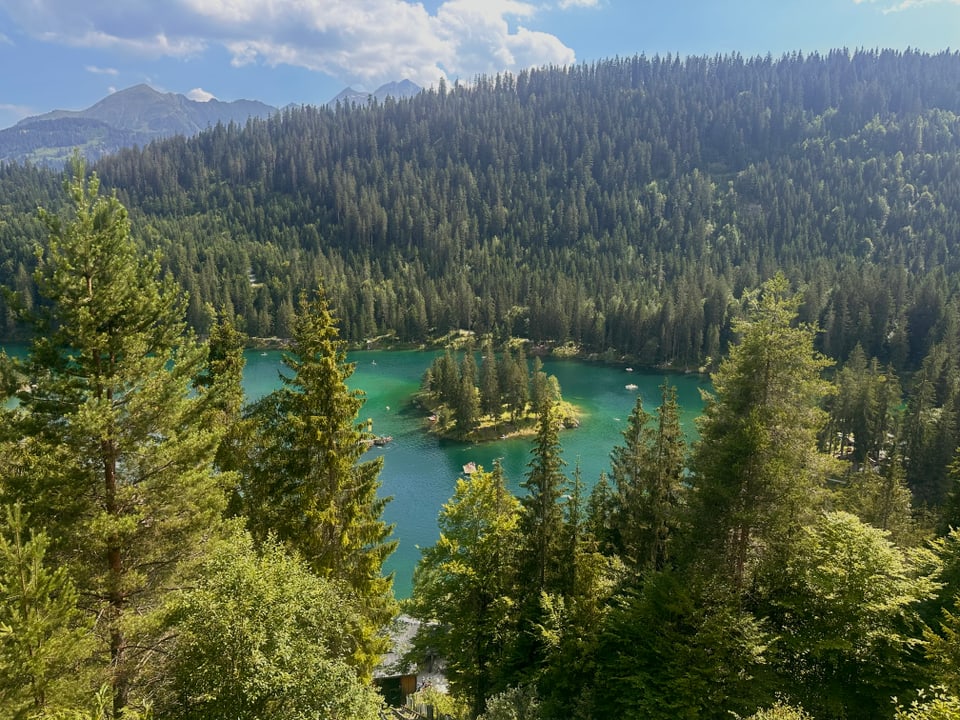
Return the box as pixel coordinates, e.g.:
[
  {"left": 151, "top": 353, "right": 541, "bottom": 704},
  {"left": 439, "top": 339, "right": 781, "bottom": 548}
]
[
  {"left": 2, "top": 84, "right": 277, "bottom": 167},
  {"left": 328, "top": 79, "right": 421, "bottom": 107}
]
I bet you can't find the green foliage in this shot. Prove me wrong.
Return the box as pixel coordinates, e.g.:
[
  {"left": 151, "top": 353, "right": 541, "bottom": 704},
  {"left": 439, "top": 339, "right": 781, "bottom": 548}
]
[
  {"left": 408, "top": 686, "right": 470, "bottom": 720},
  {"left": 0, "top": 506, "right": 95, "bottom": 719},
  {"left": 756, "top": 511, "right": 939, "bottom": 718},
  {"left": 0, "top": 160, "right": 229, "bottom": 715},
  {"left": 610, "top": 382, "right": 686, "bottom": 572},
  {"left": 834, "top": 450, "right": 920, "bottom": 547},
  {"left": 240, "top": 287, "right": 397, "bottom": 673},
  {"left": 477, "top": 686, "right": 541, "bottom": 720},
  {"left": 410, "top": 463, "right": 522, "bottom": 716},
  {"left": 594, "top": 571, "right": 771, "bottom": 720},
  {"left": 688, "top": 274, "right": 835, "bottom": 591},
  {"left": 155, "top": 529, "right": 382, "bottom": 720},
  {"left": 894, "top": 687, "right": 960, "bottom": 720},
  {"left": 535, "top": 464, "right": 626, "bottom": 719},
  {"left": 519, "top": 399, "right": 568, "bottom": 603},
  {"left": 903, "top": 344, "right": 959, "bottom": 505},
  {"left": 743, "top": 701, "right": 814, "bottom": 720},
  {"left": 822, "top": 344, "right": 902, "bottom": 468},
  {"left": 4, "top": 52, "right": 960, "bottom": 381}
]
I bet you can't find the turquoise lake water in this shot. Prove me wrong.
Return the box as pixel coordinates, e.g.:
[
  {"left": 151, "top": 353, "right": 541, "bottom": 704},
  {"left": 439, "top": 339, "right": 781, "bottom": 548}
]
[
  {"left": 243, "top": 350, "right": 708, "bottom": 598},
  {"left": 5, "top": 343, "right": 708, "bottom": 598}
]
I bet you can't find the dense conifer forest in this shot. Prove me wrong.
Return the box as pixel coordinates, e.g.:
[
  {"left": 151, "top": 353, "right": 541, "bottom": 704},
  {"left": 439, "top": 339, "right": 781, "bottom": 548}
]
[
  {"left": 5, "top": 49, "right": 960, "bottom": 719},
  {"left": 0, "top": 49, "right": 959, "bottom": 371}
]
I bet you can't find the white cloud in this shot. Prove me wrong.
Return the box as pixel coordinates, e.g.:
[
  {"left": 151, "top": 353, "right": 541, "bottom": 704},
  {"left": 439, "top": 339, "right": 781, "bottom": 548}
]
[
  {"left": 0, "top": 102, "right": 34, "bottom": 119},
  {"left": 884, "top": 0, "right": 960, "bottom": 10},
  {"left": 558, "top": 0, "right": 600, "bottom": 8},
  {"left": 85, "top": 64, "right": 119, "bottom": 75},
  {"left": 853, "top": 0, "right": 960, "bottom": 10},
  {"left": 186, "top": 87, "right": 217, "bottom": 101},
  {"left": 0, "top": 0, "right": 576, "bottom": 88}
]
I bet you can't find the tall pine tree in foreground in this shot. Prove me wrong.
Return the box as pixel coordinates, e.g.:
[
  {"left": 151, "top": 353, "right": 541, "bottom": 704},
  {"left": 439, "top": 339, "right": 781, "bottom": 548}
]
[
  {"left": 688, "top": 273, "right": 835, "bottom": 593},
  {"left": 0, "top": 160, "right": 229, "bottom": 716},
  {"left": 240, "top": 288, "right": 397, "bottom": 673}
]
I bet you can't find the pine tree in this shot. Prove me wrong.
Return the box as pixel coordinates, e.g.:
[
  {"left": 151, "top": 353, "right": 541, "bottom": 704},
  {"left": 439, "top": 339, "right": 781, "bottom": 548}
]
[
  {"left": 479, "top": 336, "right": 501, "bottom": 418},
  {"left": 688, "top": 274, "right": 835, "bottom": 593},
  {"left": 241, "top": 287, "right": 397, "bottom": 673},
  {"left": 0, "top": 160, "right": 229, "bottom": 716},
  {"left": 610, "top": 382, "right": 686, "bottom": 572},
  {"left": 0, "top": 505, "right": 94, "bottom": 717}
]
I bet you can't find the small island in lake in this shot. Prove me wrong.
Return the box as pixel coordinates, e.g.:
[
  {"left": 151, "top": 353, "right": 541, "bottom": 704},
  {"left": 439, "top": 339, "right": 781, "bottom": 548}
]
[{"left": 416, "top": 338, "right": 580, "bottom": 442}]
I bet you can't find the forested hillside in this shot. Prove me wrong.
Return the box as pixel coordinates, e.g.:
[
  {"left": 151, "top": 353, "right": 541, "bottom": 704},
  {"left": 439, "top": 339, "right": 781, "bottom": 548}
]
[{"left": 0, "top": 49, "right": 958, "bottom": 373}]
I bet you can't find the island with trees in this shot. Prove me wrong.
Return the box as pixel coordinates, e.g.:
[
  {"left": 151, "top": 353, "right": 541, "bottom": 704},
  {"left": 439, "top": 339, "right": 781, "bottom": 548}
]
[{"left": 417, "top": 336, "right": 579, "bottom": 442}]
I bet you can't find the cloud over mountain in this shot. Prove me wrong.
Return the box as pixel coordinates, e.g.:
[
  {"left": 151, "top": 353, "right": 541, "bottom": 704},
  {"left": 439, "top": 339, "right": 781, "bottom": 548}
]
[{"left": 0, "top": 0, "right": 578, "bottom": 89}]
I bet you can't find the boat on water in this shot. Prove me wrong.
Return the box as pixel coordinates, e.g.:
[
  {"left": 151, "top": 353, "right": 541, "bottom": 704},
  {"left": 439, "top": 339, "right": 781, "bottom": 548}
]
[{"left": 625, "top": 383, "right": 639, "bottom": 390}]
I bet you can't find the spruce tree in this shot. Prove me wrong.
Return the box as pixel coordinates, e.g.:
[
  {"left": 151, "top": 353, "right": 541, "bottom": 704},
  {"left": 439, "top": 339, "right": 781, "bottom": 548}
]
[
  {"left": 0, "top": 160, "right": 228, "bottom": 716},
  {"left": 241, "top": 287, "right": 397, "bottom": 673},
  {"left": 509, "top": 398, "right": 568, "bottom": 680},
  {"left": 479, "top": 336, "right": 501, "bottom": 419},
  {"left": 520, "top": 397, "right": 568, "bottom": 595},
  {"left": 455, "top": 346, "right": 481, "bottom": 438},
  {"left": 688, "top": 274, "right": 834, "bottom": 593},
  {"left": 611, "top": 382, "right": 686, "bottom": 572}
]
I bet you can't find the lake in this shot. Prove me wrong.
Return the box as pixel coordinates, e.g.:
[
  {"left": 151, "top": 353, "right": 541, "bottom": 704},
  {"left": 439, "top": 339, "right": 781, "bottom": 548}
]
[
  {"left": 4, "top": 342, "right": 708, "bottom": 597},
  {"left": 244, "top": 349, "right": 709, "bottom": 597}
]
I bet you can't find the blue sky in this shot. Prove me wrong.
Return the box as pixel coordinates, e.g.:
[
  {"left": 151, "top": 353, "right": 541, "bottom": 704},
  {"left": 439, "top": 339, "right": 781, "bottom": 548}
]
[{"left": 0, "top": 0, "right": 957, "bottom": 129}]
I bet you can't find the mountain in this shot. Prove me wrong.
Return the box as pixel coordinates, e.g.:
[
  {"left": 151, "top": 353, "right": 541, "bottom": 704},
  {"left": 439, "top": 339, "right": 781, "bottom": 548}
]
[
  {"left": 328, "top": 79, "right": 421, "bottom": 107},
  {"left": 0, "top": 84, "right": 277, "bottom": 167}
]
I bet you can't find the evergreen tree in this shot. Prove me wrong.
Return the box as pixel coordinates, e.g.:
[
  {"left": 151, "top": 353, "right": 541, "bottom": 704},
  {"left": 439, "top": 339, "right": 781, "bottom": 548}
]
[
  {"left": 824, "top": 345, "right": 902, "bottom": 468},
  {"left": 503, "top": 346, "right": 530, "bottom": 422},
  {"left": 585, "top": 471, "right": 617, "bottom": 555},
  {"left": 456, "top": 346, "right": 481, "bottom": 438},
  {"left": 410, "top": 462, "right": 522, "bottom": 717},
  {"left": 0, "top": 161, "right": 229, "bottom": 716},
  {"left": 479, "top": 337, "right": 501, "bottom": 418},
  {"left": 510, "top": 398, "right": 568, "bottom": 681},
  {"left": 0, "top": 505, "right": 94, "bottom": 718},
  {"left": 530, "top": 357, "right": 551, "bottom": 414},
  {"left": 594, "top": 571, "right": 770, "bottom": 720},
  {"left": 610, "top": 382, "right": 686, "bottom": 572},
  {"left": 687, "top": 274, "right": 835, "bottom": 593},
  {"left": 537, "top": 463, "right": 625, "bottom": 719},
  {"left": 520, "top": 398, "right": 568, "bottom": 596},
  {"left": 195, "top": 315, "right": 248, "bottom": 506},
  {"left": 240, "top": 287, "right": 397, "bottom": 673},
  {"left": 836, "top": 449, "right": 918, "bottom": 546}
]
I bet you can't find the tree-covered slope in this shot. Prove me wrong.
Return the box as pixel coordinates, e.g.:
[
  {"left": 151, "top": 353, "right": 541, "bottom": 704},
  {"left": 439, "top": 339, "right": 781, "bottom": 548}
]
[{"left": 2, "top": 49, "right": 960, "bottom": 373}]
